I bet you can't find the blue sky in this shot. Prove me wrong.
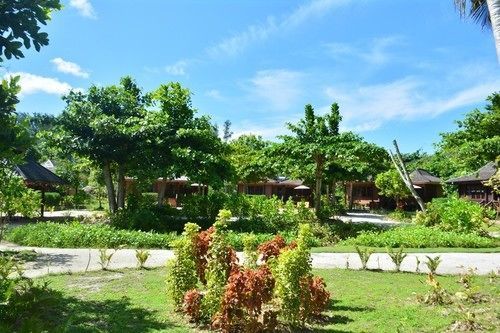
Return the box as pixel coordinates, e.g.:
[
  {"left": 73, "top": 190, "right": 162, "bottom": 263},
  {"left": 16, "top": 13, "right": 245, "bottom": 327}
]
[{"left": 2, "top": 0, "right": 499, "bottom": 153}]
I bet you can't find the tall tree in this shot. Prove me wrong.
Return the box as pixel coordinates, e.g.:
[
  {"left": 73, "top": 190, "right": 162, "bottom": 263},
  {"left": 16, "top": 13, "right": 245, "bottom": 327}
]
[
  {"left": 0, "top": 0, "right": 61, "bottom": 62},
  {"left": 434, "top": 92, "right": 500, "bottom": 178},
  {"left": 280, "top": 103, "right": 343, "bottom": 213},
  {"left": 229, "top": 134, "right": 274, "bottom": 191},
  {"left": 56, "top": 77, "right": 149, "bottom": 212},
  {"left": 222, "top": 120, "right": 233, "bottom": 142}
]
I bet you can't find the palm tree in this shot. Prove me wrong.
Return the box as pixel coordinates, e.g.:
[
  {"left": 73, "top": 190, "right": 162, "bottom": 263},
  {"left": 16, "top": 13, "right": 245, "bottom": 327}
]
[{"left": 454, "top": 0, "right": 500, "bottom": 61}]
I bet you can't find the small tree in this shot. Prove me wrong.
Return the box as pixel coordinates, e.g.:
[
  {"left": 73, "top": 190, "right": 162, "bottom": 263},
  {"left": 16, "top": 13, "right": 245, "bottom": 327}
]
[
  {"left": 375, "top": 169, "right": 411, "bottom": 209},
  {"left": 0, "top": 169, "right": 40, "bottom": 242}
]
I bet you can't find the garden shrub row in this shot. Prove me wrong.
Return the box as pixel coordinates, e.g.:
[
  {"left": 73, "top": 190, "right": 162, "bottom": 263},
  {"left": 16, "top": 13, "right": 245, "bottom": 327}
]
[
  {"left": 341, "top": 225, "right": 497, "bottom": 248},
  {"left": 5, "top": 221, "right": 320, "bottom": 250},
  {"left": 5, "top": 222, "right": 178, "bottom": 249}
]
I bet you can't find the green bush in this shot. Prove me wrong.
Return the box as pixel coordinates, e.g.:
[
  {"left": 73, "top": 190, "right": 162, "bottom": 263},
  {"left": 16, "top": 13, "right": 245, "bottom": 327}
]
[
  {"left": 5, "top": 221, "right": 178, "bottom": 249},
  {"left": 341, "top": 225, "right": 497, "bottom": 248},
  {"left": 43, "top": 192, "right": 62, "bottom": 208},
  {"left": 415, "top": 197, "right": 494, "bottom": 233}
]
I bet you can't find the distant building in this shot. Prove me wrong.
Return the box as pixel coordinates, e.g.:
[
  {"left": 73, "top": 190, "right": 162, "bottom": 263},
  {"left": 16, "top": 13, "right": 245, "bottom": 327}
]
[
  {"left": 14, "top": 159, "right": 65, "bottom": 216},
  {"left": 447, "top": 162, "right": 499, "bottom": 205},
  {"left": 237, "top": 177, "right": 312, "bottom": 204},
  {"left": 346, "top": 169, "right": 443, "bottom": 210}
]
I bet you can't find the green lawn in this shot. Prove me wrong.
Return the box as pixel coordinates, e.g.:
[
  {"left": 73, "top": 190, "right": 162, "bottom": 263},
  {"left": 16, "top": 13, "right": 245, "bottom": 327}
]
[
  {"left": 311, "top": 245, "right": 500, "bottom": 253},
  {"left": 28, "top": 267, "right": 499, "bottom": 332}
]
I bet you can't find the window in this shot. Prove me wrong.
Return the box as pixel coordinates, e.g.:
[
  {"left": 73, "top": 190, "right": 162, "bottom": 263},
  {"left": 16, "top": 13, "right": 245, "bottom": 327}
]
[{"left": 247, "top": 185, "right": 264, "bottom": 195}]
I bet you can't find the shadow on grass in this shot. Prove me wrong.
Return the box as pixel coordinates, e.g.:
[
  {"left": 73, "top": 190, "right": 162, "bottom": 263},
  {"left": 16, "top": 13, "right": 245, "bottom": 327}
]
[{"left": 3, "top": 287, "right": 180, "bottom": 332}]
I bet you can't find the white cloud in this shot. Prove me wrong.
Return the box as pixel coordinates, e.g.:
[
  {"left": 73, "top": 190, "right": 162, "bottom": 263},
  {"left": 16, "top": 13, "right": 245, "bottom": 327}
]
[
  {"left": 165, "top": 60, "right": 188, "bottom": 76},
  {"left": 205, "top": 89, "right": 223, "bottom": 100},
  {"left": 69, "top": 0, "right": 96, "bottom": 19},
  {"left": 51, "top": 57, "right": 89, "bottom": 78},
  {"left": 326, "top": 36, "right": 401, "bottom": 65},
  {"left": 3, "top": 72, "right": 74, "bottom": 96},
  {"left": 208, "top": 0, "right": 353, "bottom": 57},
  {"left": 324, "top": 77, "right": 500, "bottom": 132},
  {"left": 249, "top": 69, "right": 303, "bottom": 111}
]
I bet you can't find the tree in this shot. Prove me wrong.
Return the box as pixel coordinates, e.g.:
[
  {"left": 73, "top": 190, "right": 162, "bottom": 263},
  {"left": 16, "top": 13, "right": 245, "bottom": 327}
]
[
  {"left": 56, "top": 77, "right": 149, "bottom": 212},
  {"left": 279, "top": 103, "right": 344, "bottom": 213},
  {"left": 222, "top": 120, "right": 233, "bottom": 142},
  {"left": 375, "top": 169, "right": 411, "bottom": 209},
  {"left": 434, "top": 92, "right": 500, "bottom": 178},
  {"left": 228, "top": 134, "right": 274, "bottom": 191},
  {"left": 454, "top": 0, "right": 500, "bottom": 60},
  {"left": 0, "top": 167, "right": 40, "bottom": 242},
  {"left": 0, "top": 0, "right": 61, "bottom": 62}
]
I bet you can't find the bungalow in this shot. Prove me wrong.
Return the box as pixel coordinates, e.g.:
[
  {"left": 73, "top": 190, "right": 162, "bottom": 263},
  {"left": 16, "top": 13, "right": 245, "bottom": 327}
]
[
  {"left": 346, "top": 169, "right": 443, "bottom": 210},
  {"left": 237, "top": 177, "right": 312, "bottom": 204},
  {"left": 447, "top": 162, "right": 499, "bottom": 205},
  {"left": 14, "top": 159, "right": 66, "bottom": 216}
]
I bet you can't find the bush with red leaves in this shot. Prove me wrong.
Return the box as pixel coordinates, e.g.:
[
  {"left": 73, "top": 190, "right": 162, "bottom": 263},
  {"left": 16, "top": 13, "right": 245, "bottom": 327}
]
[
  {"left": 300, "top": 275, "right": 330, "bottom": 320},
  {"left": 183, "top": 289, "right": 204, "bottom": 322},
  {"left": 194, "top": 226, "right": 214, "bottom": 284},
  {"left": 212, "top": 265, "right": 275, "bottom": 332},
  {"left": 258, "top": 235, "right": 297, "bottom": 262}
]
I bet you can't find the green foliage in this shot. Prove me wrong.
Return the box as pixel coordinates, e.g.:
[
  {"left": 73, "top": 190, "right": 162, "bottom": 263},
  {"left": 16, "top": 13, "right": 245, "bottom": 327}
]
[
  {"left": 202, "top": 210, "right": 236, "bottom": 319},
  {"left": 0, "top": 0, "right": 61, "bottom": 62},
  {"left": 375, "top": 168, "right": 411, "bottom": 202},
  {"left": 434, "top": 92, "right": 500, "bottom": 178},
  {"left": 341, "top": 225, "right": 496, "bottom": 248},
  {"left": 44, "top": 192, "right": 61, "bottom": 208},
  {"left": 5, "top": 221, "right": 178, "bottom": 249},
  {"left": 425, "top": 256, "right": 442, "bottom": 275},
  {"left": 355, "top": 246, "right": 373, "bottom": 270},
  {"left": 135, "top": 249, "right": 150, "bottom": 269},
  {"left": 415, "top": 197, "right": 494, "bottom": 233},
  {"left": 387, "top": 209, "right": 414, "bottom": 222},
  {"left": 166, "top": 223, "right": 199, "bottom": 309},
  {"left": 386, "top": 247, "right": 407, "bottom": 272},
  {"left": 273, "top": 224, "right": 314, "bottom": 325},
  {"left": 242, "top": 234, "right": 259, "bottom": 268},
  {"left": 228, "top": 134, "right": 275, "bottom": 183}
]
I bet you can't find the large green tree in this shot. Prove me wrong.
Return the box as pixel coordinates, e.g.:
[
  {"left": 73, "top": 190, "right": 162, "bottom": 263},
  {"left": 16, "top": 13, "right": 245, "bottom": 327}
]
[
  {"left": 433, "top": 92, "right": 500, "bottom": 178},
  {"left": 228, "top": 134, "right": 274, "bottom": 190},
  {"left": 56, "top": 77, "right": 149, "bottom": 212},
  {"left": 0, "top": 0, "right": 61, "bottom": 62}
]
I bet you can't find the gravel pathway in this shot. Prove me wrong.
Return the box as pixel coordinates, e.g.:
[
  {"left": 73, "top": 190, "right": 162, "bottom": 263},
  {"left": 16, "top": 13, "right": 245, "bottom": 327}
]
[{"left": 1, "top": 242, "right": 498, "bottom": 278}]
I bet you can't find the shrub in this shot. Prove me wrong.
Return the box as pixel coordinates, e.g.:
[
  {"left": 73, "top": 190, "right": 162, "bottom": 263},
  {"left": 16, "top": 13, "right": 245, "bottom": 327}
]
[
  {"left": 166, "top": 223, "right": 199, "bottom": 309},
  {"left": 341, "top": 225, "right": 497, "bottom": 248},
  {"left": 417, "top": 273, "right": 452, "bottom": 305},
  {"left": 183, "top": 289, "right": 204, "bottom": 322},
  {"left": 242, "top": 234, "right": 259, "bottom": 268},
  {"left": 5, "top": 221, "right": 178, "bottom": 249},
  {"left": 258, "top": 234, "right": 295, "bottom": 262},
  {"left": 202, "top": 210, "right": 239, "bottom": 319},
  {"left": 415, "top": 197, "right": 494, "bottom": 233},
  {"left": 273, "top": 224, "right": 329, "bottom": 325},
  {"left": 44, "top": 192, "right": 62, "bottom": 208},
  {"left": 98, "top": 248, "right": 115, "bottom": 270}
]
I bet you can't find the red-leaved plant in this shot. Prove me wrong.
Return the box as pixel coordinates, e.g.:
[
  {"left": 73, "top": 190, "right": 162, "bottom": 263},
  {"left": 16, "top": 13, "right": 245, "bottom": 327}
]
[
  {"left": 258, "top": 235, "right": 297, "bottom": 262},
  {"left": 300, "top": 275, "right": 330, "bottom": 320},
  {"left": 194, "top": 227, "right": 214, "bottom": 284},
  {"left": 212, "top": 265, "right": 275, "bottom": 332},
  {"left": 183, "top": 289, "right": 204, "bottom": 322}
]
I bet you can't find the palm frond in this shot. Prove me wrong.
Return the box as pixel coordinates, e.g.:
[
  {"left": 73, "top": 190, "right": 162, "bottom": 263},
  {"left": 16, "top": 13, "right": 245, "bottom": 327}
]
[{"left": 454, "top": 0, "right": 491, "bottom": 29}]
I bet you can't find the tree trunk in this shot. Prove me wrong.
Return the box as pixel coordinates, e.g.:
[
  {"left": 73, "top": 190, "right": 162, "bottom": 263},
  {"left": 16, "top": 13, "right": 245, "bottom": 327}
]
[
  {"left": 103, "top": 162, "right": 117, "bottom": 213},
  {"left": 116, "top": 164, "right": 126, "bottom": 209},
  {"left": 487, "top": 0, "right": 500, "bottom": 62},
  {"left": 40, "top": 189, "right": 45, "bottom": 217},
  {"left": 348, "top": 182, "right": 354, "bottom": 210},
  {"left": 314, "top": 156, "right": 324, "bottom": 214},
  {"left": 330, "top": 181, "right": 337, "bottom": 205},
  {"left": 157, "top": 180, "right": 166, "bottom": 206},
  {"left": 390, "top": 140, "right": 426, "bottom": 212}
]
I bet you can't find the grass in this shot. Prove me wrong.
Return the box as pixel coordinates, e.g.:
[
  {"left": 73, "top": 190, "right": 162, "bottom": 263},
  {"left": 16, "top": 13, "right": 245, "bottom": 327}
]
[
  {"left": 311, "top": 245, "right": 500, "bottom": 253},
  {"left": 28, "top": 267, "right": 499, "bottom": 332}
]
